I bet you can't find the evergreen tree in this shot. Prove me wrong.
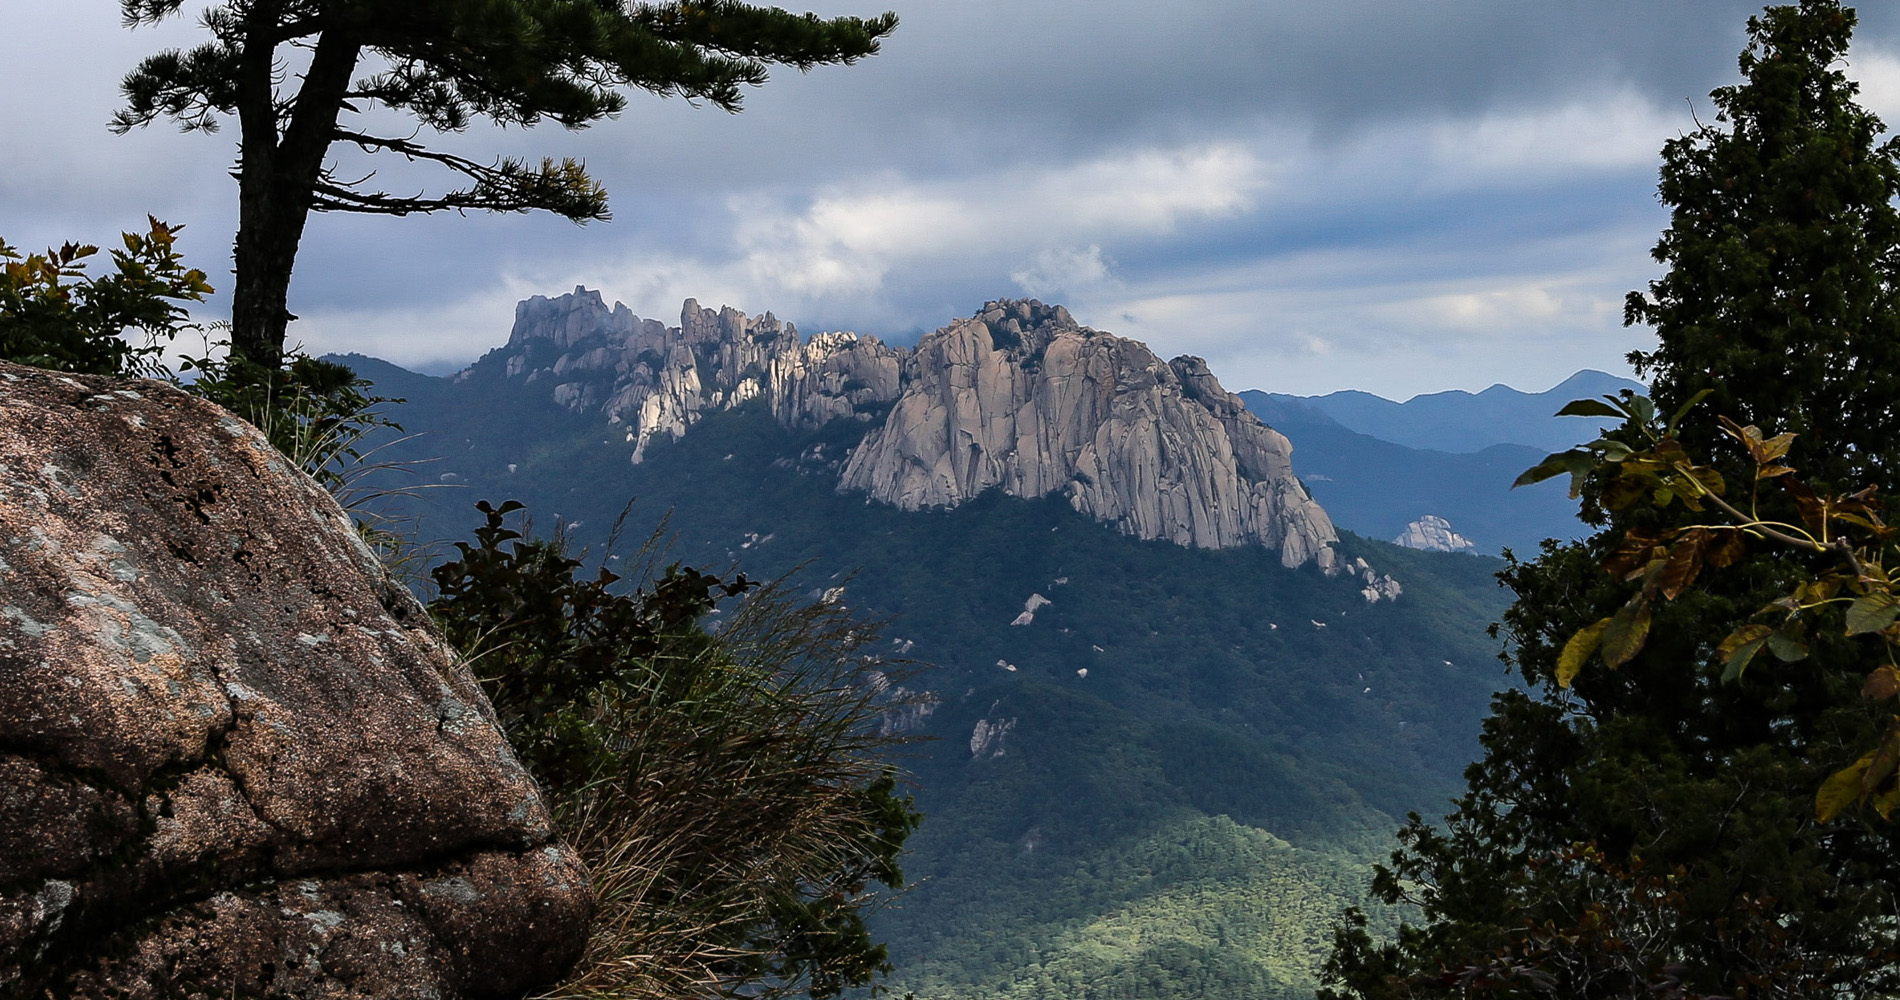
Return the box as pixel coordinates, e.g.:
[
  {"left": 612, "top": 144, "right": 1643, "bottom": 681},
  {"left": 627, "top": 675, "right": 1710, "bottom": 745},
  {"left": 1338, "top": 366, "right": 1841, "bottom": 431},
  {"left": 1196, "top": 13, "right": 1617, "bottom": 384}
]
[
  {"left": 1629, "top": 0, "right": 1900, "bottom": 495},
  {"left": 1324, "top": 3, "right": 1900, "bottom": 997},
  {"left": 110, "top": 0, "right": 898, "bottom": 367}
]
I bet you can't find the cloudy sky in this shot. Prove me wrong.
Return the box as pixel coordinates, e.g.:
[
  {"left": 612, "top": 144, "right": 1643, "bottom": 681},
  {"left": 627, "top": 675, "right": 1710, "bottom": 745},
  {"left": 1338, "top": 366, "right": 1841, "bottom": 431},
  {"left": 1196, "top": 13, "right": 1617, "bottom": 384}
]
[{"left": 6, "top": 2, "right": 1900, "bottom": 398}]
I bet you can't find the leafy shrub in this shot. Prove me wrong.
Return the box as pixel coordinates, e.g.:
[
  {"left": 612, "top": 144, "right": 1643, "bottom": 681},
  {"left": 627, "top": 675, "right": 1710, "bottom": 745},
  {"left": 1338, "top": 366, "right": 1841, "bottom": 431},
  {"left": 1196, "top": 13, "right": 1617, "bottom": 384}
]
[
  {"left": 429, "top": 500, "right": 921, "bottom": 999},
  {"left": 0, "top": 220, "right": 400, "bottom": 498},
  {"left": 0, "top": 217, "right": 210, "bottom": 377},
  {"left": 180, "top": 347, "right": 403, "bottom": 499}
]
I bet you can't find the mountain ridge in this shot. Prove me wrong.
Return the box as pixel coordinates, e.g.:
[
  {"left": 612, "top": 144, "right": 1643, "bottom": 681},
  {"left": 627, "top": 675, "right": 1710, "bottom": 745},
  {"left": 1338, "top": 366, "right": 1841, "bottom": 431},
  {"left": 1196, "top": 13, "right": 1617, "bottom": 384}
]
[
  {"left": 486, "top": 288, "right": 1348, "bottom": 573},
  {"left": 1257, "top": 369, "right": 1644, "bottom": 454},
  {"left": 333, "top": 294, "right": 1519, "bottom": 1000}
]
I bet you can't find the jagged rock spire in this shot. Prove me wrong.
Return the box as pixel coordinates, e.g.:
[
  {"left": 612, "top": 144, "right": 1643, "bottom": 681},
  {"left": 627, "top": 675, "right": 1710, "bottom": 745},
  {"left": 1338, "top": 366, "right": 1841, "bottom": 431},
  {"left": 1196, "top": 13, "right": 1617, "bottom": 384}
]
[{"left": 493, "top": 291, "right": 1341, "bottom": 571}]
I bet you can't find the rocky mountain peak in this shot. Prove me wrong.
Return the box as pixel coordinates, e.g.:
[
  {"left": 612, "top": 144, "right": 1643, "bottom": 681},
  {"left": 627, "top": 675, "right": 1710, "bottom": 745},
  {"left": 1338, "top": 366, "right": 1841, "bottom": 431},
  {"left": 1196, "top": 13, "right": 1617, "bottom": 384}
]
[
  {"left": 1394, "top": 515, "right": 1476, "bottom": 553},
  {"left": 841, "top": 304, "right": 1339, "bottom": 570},
  {"left": 509, "top": 284, "right": 658, "bottom": 353},
  {"left": 482, "top": 289, "right": 1345, "bottom": 572},
  {"left": 968, "top": 298, "right": 1080, "bottom": 358},
  {"left": 489, "top": 288, "right": 901, "bottom": 461}
]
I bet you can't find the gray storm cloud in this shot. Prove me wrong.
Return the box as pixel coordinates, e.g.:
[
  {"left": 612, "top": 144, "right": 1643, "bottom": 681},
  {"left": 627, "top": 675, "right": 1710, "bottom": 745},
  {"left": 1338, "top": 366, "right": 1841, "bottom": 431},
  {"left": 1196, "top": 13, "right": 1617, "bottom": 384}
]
[{"left": 4, "top": 1, "right": 1898, "bottom": 395}]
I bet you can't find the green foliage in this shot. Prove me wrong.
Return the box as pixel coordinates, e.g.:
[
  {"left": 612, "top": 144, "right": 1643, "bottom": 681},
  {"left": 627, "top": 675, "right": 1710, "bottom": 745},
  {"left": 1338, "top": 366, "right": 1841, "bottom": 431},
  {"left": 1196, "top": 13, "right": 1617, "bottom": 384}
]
[
  {"left": 427, "top": 500, "right": 919, "bottom": 999},
  {"left": 430, "top": 499, "right": 755, "bottom": 787},
  {"left": 183, "top": 347, "right": 404, "bottom": 497},
  {"left": 0, "top": 217, "right": 211, "bottom": 376},
  {"left": 111, "top": 0, "right": 898, "bottom": 364},
  {"left": 1625, "top": 0, "right": 1900, "bottom": 495},
  {"left": 0, "top": 220, "right": 399, "bottom": 504},
  {"left": 895, "top": 815, "right": 1392, "bottom": 1000},
  {"left": 1527, "top": 402, "right": 1900, "bottom": 823},
  {"left": 1323, "top": 4, "right": 1900, "bottom": 997},
  {"left": 340, "top": 347, "right": 1514, "bottom": 1000}
]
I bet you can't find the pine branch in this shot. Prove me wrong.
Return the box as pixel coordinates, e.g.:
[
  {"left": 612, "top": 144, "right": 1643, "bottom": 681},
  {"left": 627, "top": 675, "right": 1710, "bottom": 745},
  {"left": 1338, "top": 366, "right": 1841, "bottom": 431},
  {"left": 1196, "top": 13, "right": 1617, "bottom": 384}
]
[{"left": 316, "top": 132, "right": 609, "bottom": 219}]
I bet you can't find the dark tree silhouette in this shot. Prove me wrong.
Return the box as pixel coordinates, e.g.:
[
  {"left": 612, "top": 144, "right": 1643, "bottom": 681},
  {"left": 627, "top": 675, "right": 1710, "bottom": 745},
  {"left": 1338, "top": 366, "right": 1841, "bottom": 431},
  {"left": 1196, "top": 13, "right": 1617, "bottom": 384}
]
[{"left": 112, "top": 0, "right": 897, "bottom": 366}]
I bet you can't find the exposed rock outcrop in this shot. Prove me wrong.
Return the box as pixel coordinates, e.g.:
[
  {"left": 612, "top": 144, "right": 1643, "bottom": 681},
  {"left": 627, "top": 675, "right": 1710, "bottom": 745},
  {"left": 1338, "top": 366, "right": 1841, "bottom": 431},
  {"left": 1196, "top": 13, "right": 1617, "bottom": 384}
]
[
  {"left": 498, "top": 287, "right": 902, "bottom": 462},
  {"left": 1393, "top": 514, "right": 1476, "bottom": 553},
  {"left": 838, "top": 301, "right": 1339, "bottom": 569},
  {"left": 492, "top": 290, "right": 1343, "bottom": 571},
  {"left": 970, "top": 717, "right": 1017, "bottom": 760},
  {"left": 0, "top": 363, "right": 591, "bottom": 998},
  {"left": 1344, "top": 556, "right": 1404, "bottom": 603}
]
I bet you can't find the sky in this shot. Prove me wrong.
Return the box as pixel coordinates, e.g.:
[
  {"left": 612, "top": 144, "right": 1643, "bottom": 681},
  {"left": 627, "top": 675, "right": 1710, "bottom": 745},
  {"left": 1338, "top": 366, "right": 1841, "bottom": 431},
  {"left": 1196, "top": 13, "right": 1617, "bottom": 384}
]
[{"left": 5, "top": 2, "right": 1900, "bottom": 399}]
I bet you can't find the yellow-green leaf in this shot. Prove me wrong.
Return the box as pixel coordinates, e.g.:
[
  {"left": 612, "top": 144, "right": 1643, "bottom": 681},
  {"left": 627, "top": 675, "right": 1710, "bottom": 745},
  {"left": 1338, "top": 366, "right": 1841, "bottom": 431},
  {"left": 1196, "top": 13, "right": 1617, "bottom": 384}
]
[
  {"left": 1556, "top": 398, "right": 1626, "bottom": 419},
  {"left": 1759, "top": 431, "right": 1797, "bottom": 463},
  {"left": 1768, "top": 631, "right": 1809, "bottom": 663},
  {"left": 1847, "top": 592, "right": 1900, "bottom": 636},
  {"left": 1600, "top": 476, "right": 1648, "bottom": 510},
  {"left": 1817, "top": 753, "right": 1876, "bottom": 823},
  {"left": 1513, "top": 450, "right": 1587, "bottom": 489},
  {"left": 1873, "top": 785, "right": 1900, "bottom": 822},
  {"left": 1601, "top": 600, "right": 1652, "bottom": 669},
  {"left": 1719, "top": 624, "right": 1773, "bottom": 683},
  {"left": 1557, "top": 619, "right": 1613, "bottom": 688}
]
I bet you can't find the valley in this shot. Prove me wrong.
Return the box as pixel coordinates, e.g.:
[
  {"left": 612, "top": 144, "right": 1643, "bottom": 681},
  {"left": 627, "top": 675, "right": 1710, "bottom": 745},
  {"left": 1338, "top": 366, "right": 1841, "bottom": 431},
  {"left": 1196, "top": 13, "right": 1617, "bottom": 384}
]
[{"left": 346, "top": 291, "right": 1576, "bottom": 998}]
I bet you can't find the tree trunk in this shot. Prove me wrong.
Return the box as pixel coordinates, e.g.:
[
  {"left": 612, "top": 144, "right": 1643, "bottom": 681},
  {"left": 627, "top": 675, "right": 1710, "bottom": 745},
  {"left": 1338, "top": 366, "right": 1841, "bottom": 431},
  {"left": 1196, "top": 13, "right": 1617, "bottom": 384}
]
[
  {"left": 230, "top": 200, "right": 301, "bottom": 369},
  {"left": 229, "top": 18, "right": 362, "bottom": 368}
]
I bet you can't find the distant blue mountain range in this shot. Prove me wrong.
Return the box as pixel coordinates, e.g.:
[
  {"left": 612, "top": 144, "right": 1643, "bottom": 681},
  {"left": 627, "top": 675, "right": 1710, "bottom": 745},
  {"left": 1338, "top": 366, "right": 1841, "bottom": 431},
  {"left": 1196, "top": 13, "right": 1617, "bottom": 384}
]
[
  {"left": 1258, "top": 370, "right": 1645, "bottom": 454},
  {"left": 1240, "top": 370, "right": 1646, "bottom": 555}
]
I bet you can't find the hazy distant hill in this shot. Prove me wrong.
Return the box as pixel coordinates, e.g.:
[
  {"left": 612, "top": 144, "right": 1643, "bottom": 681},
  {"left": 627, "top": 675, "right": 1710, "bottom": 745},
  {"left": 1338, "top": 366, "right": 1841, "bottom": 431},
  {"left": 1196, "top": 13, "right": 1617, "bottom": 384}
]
[
  {"left": 334, "top": 292, "right": 1514, "bottom": 999},
  {"left": 1260, "top": 370, "right": 1643, "bottom": 454},
  {"left": 1239, "top": 391, "right": 1585, "bottom": 555},
  {"left": 1236, "top": 371, "right": 1644, "bottom": 555}
]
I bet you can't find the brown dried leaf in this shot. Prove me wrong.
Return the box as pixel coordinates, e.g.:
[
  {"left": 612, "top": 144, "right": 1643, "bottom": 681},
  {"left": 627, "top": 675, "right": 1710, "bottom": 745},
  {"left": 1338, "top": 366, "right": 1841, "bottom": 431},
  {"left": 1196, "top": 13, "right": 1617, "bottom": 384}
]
[
  {"left": 1706, "top": 528, "right": 1747, "bottom": 569},
  {"left": 1658, "top": 529, "right": 1707, "bottom": 601},
  {"left": 1865, "top": 666, "right": 1900, "bottom": 701}
]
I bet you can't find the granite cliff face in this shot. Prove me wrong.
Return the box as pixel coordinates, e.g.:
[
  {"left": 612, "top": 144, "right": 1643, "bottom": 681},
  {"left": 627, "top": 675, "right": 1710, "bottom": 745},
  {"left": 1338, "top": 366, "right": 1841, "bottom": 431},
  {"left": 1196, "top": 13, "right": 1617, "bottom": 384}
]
[
  {"left": 495, "top": 287, "right": 901, "bottom": 462},
  {"left": 1394, "top": 514, "right": 1477, "bottom": 553},
  {"left": 838, "top": 301, "right": 1338, "bottom": 569},
  {"left": 488, "top": 290, "right": 1340, "bottom": 571},
  {"left": 0, "top": 363, "right": 591, "bottom": 997}
]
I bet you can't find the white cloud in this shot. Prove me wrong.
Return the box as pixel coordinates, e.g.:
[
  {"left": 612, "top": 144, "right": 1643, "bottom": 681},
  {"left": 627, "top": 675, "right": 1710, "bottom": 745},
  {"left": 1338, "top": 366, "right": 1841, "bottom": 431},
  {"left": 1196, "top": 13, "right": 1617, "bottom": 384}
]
[
  {"left": 446, "top": 143, "right": 1272, "bottom": 332},
  {"left": 1052, "top": 217, "right": 1661, "bottom": 399},
  {"left": 292, "top": 287, "right": 532, "bottom": 372},
  {"left": 1408, "top": 286, "right": 1571, "bottom": 330},
  {"left": 1422, "top": 89, "right": 1681, "bottom": 186},
  {"left": 292, "top": 111, "right": 1667, "bottom": 395},
  {"left": 722, "top": 144, "right": 1265, "bottom": 299},
  {"left": 1852, "top": 47, "right": 1900, "bottom": 126},
  {"left": 1011, "top": 245, "right": 1113, "bottom": 298}
]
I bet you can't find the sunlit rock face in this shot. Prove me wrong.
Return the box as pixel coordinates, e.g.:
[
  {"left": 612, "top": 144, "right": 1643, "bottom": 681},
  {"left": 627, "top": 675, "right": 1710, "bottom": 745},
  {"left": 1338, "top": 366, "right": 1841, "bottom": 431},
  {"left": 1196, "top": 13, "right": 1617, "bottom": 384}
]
[
  {"left": 1393, "top": 514, "right": 1476, "bottom": 553},
  {"left": 0, "top": 362, "right": 591, "bottom": 998},
  {"left": 504, "top": 288, "right": 903, "bottom": 462},
  {"left": 838, "top": 300, "right": 1339, "bottom": 570},
  {"left": 497, "top": 290, "right": 1340, "bottom": 571}
]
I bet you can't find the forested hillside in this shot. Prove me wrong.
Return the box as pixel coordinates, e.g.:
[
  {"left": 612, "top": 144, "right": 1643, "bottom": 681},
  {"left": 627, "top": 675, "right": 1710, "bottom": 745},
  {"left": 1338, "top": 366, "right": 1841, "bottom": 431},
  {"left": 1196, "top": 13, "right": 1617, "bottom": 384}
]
[{"left": 346, "top": 343, "right": 1513, "bottom": 997}]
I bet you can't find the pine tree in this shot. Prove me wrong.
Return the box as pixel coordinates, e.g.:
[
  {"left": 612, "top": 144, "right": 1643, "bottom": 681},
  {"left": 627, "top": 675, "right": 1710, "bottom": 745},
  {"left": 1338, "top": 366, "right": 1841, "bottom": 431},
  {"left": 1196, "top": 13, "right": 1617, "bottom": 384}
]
[
  {"left": 1629, "top": 0, "right": 1900, "bottom": 495},
  {"left": 1324, "top": 4, "right": 1900, "bottom": 996},
  {"left": 110, "top": 0, "right": 898, "bottom": 367}
]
